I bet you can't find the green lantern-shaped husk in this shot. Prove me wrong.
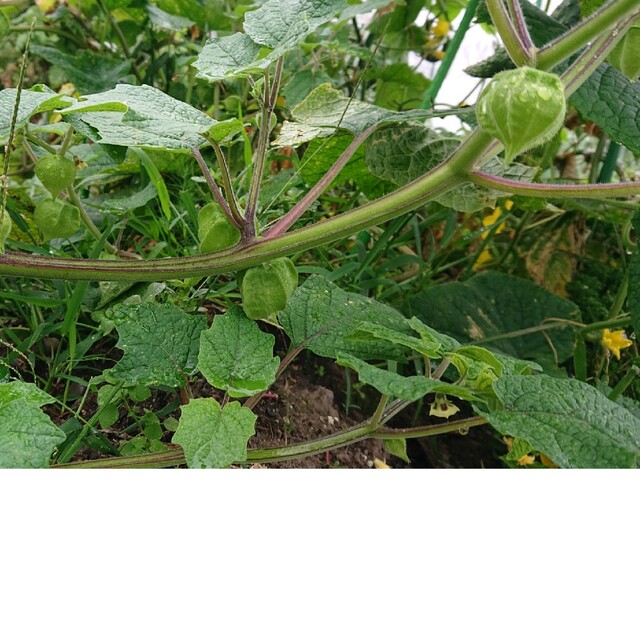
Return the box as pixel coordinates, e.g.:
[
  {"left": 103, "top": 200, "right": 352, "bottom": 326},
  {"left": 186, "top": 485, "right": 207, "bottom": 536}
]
[
  {"left": 198, "top": 202, "right": 241, "bottom": 253},
  {"left": 34, "top": 155, "right": 76, "bottom": 198},
  {"left": 476, "top": 67, "right": 566, "bottom": 164},
  {"left": 34, "top": 198, "right": 81, "bottom": 241},
  {"left": 240, "top": 257, "right": 298, "bottom": 321}
]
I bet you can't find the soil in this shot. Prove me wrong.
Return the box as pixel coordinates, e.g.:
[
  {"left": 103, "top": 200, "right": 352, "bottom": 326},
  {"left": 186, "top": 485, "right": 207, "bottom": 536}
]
[{"left": 40, "top": 330, "right": 503, "bottom": 469}]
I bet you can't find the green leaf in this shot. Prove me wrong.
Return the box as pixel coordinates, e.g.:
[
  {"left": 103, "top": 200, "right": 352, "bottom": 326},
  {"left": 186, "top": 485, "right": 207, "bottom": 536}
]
[
  {"left": 365, "top": 125, "right": 535, "bottom": 212},
  {"left": 243, "top": 0, "right": 347, "bottom": 52},
  {"left": 365, "top": 125, "right": 458, "bottom": 185},
  {"left": 0, "top": 85, "right": 73, "bottom": 141},
  {"left": 59, "top": 84, "right": 215, "bottom": 151},
  {"left": 87, "top": 182, "right": 158, "bottom": 212},
  {"left": 0, "top": 382, "right": 64, "bottom": 468},
  {"left": 300, "top": 132, "right": 389, "bottom": 197},
  {"left": 629, "top": 215, "right": 640, "bottom": 338},
  {"left": 352, "top": 320, "right": 450, "bottom": 359},
  {"left": 275, "top": 84, "right": 441, "bottom": 147},
  {"left": 482, "top": 374, "right": 640, "bottom": 468},
  {"left": 104, "top": 302, "right": 207, "bottom": 386},
  {"left": 571, "top": 65, "right": 640, "bottom": 156},
  {"left": 337, "top": 352, "right": 478, "bottom": 402},
  {"left": 383, "top": 437, "right": 410, "bottom": 464},
  {"left": 30, "top": 46, "right": 133, "bottom": 94},
  {"left": 193, "top": 33, "right": 266, "bottom": 82},
  {"left": 172, "top": 398, "right": 257, "bottom": 468},
  {"left": 404, "top": 271, "right": 581, "bottom": 368},
  {"left": 279, "top": 275, "right": 409, "bottom": 360},
  {"left": 198, "top": 307, "right": 280, "bottom": 398}
]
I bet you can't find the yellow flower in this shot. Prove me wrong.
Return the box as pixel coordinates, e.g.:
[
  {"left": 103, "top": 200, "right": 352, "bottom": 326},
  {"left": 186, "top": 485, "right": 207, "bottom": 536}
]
[
  {"left": 601, "top": 329, "right": 633, "bottom": 360},
  {"left": 373, "top": 458, "right": 391, "bottom": 469},
  {"left": 472, "top": 248, "right": 493, "bottom": 271},
  {"left": 516, "top": 454, "right": 536, "bottom": 466},
  {"left": 429, "top": 394, "right": 460, "bottom": 418},
  {"left": 481, "top": 206, "right": 506, "bottom": 238},
  {"left": 504, "top": 199, "right": 514, "bottom": 211},
  {"left": 432, "top": 19, "right": 450, "bottom": 38},
  {"left": 539, "top": 453, "right": 558, "bottom": 468}
]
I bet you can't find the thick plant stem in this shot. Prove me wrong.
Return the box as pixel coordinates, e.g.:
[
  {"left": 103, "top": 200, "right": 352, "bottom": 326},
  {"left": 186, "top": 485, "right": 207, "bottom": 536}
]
[
  {"left": 469, "top": 171, "right": 640, "bottom": 200},
  {"left": 191, "top": 147, "right": 242, "bottom": 229},
  {"left": 53, "top": 415, "right": 489, "bottom": 468},
  {"left": 536, "top": 0, "right": 640, "bottom": 71},
  {"left": 0, "top": 161, "right": 464, "bottom": 280},
  {"left": 205, "top": 137, "right": 243, "bottom": 222},
  {"left": 245, "top": 58, "right": 284, "bottom": 239},
  {"left": 486, "top": 0, "right": 532, "bottom": 67}
]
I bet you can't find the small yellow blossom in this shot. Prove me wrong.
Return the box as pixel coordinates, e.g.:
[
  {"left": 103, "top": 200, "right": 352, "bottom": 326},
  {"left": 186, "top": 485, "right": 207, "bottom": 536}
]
[
  {"left": 502, "top": 436, "right": 514, "bottom": 451},
  {"left": 472, "top": 248, "right": 493, "bottom": 271},
  {"left": 373, "top": 458, "right": 391, "bottom": 469},
  {"left": 429, "top": 394, "right": 460, "bottom": 418},
  {"left": 481, "top": 207, "right": 506, "bottom": 238},
  {"left": 516, "top": 454, "right": 536, "bottom": 466},
  {"left": 601, "top": 328, "right": 633, "bottom": 360},
  {"left": 504, "top": 199, "right": 514, "bottom": 211},
  {"left": 433, "top": 50, "right": 445, "bottom": 60},
  {"left": 539, "top": 453, "right": 558, "bottom": 468},
  {"left": 432, "top": 19, "right": 450, "bottom": 38}
]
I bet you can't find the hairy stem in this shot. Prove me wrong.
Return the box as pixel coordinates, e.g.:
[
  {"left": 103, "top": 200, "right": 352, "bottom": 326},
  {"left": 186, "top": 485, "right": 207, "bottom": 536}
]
[
  {"left": 486, "top": 0, "right": 532, "bottom": 67},
  {"left": 205, "top": 136, "right": 243, "bottom": 223},
  {"left": 537, "top": 0, "right": 640, "bottom": 71},
  {"left": 0, "top": 160, "right": 463, "bottom": 280},
  {"left": 245, "top": 58, "right": 284, "bottom": 239},
  {"left": 191, "top": 146, "right": 242, "bottom": 229},
  {"left": 263, "top": 125, "right": 377, "bottom": 238},
  {"left": 469, "top": 170, "right": 640, "bottom": 200}
]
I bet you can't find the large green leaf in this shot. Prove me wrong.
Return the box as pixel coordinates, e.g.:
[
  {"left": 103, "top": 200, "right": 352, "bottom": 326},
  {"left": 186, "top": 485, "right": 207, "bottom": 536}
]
[
  {"left": 483, "top": 374, "right": 640, "bottom": 468},
  {"left": 404, "top": 271, "right": 581, "bottom": 368},
  {"left": 104, "top": 302, "right": 207, "bottom": 387},
  {"left": 337, "top": 353, "right": 478, "bottom": 402},
  {"left": 193, "top": 33, "right": 266, "bottom": 82},
  {"left": 194, "top": 0, "right": 350, "bottom": 82},
  {"left": 30, "top": 46, "right": 133, "bottom": 94},
  {"left": 0, "top": 86, "right": 73, "bottom": 141},
  {"left": 244, "top": 0, "right": 348, "bottom": 51},
  {"left": 172, "top": 398, "right": 257, "bottom": 468},
  {"left": 59, "top": 84, "right": 216, "bottom": 151},
  {"left": 0, "top": 382, "right": 64, "bottom": 468},
  {"left": 279, "top": 275, "right": 409, "bottom": 360},
  {"left": 365, "top": 125, "right": 536, "bottom": 212},
  {"left": 274, "top": 84, "right": 449, "bottom": 147},
  {"left": 198, "top": 307, "right": 280, "bottom": 398}
]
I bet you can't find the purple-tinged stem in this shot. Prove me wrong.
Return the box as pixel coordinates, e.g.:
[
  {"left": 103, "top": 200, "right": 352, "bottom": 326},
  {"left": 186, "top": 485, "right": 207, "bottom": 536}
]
[
  {"left": 470, "top": 170, "right": 640, "bottom": 200},
  {"left": 263, "top": 125, "right": 377, "bottom": 239},
  {"left": 506, "top": 0, "right": 534, "bottom": 54},
  {"left": 245, "top": 57, "right": 284, "bottom": 240},
  {"left": 191, "top": 146, "right": 242, "bottom": 230}
]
